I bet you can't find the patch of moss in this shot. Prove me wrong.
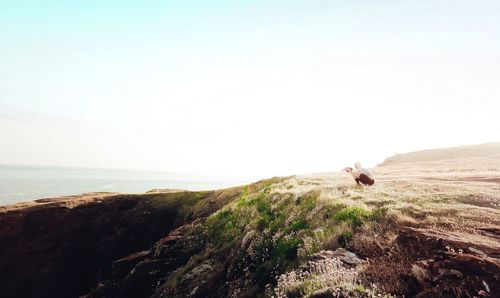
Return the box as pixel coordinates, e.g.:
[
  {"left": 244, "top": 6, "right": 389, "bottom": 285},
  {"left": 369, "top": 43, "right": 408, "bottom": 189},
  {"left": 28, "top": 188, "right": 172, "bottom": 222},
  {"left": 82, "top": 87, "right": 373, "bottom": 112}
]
[{"left": 335, "top": 206, "right": 371, "bottom": 225}]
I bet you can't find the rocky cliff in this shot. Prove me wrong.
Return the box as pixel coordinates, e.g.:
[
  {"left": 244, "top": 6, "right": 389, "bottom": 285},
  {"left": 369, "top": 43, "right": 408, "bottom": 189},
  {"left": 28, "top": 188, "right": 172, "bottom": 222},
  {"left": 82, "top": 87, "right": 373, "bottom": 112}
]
[{"left": 0, "top": 188, "right": 242, "bottom": 297}]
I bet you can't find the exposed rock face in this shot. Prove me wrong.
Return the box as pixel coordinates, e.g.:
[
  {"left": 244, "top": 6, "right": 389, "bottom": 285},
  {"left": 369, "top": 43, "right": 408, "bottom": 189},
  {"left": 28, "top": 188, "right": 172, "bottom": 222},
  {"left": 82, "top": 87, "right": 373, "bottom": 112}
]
[
  {"left": 0, "top": 188, "right": 242, "bottom": 298},
  {"left": 397, "top": 227, "right": 500, "bottom": 297},
  {"left": 112, "top": 250, "right": 150, "bottom": 280},
  {"left": 360, "top": 226, "right": 500, "bottom": 297},
  {"left": 310, "top": 248, "right": 364, "bottom": 267},
  {"left": 398, "top": 227, "right": 500, "bottom": 259},
  {"left": 0, "top": 195, "right": 178, "bottom": 297},
  {"left": 85, "top": 224, "right": 208, "bottom": 298},
  {"left": 85, "top": 225, "right": 500, "bottom": 298}
]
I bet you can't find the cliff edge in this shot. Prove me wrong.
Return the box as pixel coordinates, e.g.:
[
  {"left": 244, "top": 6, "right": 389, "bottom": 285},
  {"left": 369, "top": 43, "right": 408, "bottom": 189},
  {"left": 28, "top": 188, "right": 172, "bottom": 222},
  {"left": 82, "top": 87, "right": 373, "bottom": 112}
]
[{"left": 1, "top": 144, "right": 499, "bottom": 297}]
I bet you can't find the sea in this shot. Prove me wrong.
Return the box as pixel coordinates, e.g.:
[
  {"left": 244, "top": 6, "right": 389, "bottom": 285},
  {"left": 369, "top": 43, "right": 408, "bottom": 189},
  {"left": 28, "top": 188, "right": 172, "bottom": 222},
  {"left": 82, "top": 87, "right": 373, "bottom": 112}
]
[{"left": 0, "top": 165, "right": 247, "bottom": 206}]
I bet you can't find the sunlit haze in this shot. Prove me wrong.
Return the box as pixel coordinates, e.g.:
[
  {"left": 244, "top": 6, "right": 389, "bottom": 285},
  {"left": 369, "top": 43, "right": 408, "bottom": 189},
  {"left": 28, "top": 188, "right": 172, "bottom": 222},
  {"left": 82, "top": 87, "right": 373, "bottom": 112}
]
[{"left": 1, "top": 1, "right": 499, "bottom": 181}]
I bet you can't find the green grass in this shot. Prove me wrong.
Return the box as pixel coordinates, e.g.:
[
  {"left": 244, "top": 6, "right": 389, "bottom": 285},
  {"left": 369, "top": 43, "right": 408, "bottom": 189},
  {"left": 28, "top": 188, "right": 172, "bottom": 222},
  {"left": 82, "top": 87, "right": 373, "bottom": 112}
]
[
  {"left": 207, "top": 209, "right": 241, "bottom": 246},
  {"left": 296, "top": 192, "right": 318, "bottom": 212},
  {"left": 156, "top": 156, "right": 500, "bottom": 297},
  {"left": 168, "top": 177, "right": 391, "bottom": 295},
  {"left": 253, "top": 235, "right": 302, "bottom": 286},
  {"left": 286, "top": 217, "right": 309, "bottom": 232},
  {"left": 273, "top": 237, "right": 301, "bottom": 261},
  {"left": 369, "top": 207, "right": 388, "bottom": 222},
  {"left": 334, "top": 206, "right": 371, "bottom": 225},
  {"left": 341, "top": 230, "right": 353, "bottom": 240}
]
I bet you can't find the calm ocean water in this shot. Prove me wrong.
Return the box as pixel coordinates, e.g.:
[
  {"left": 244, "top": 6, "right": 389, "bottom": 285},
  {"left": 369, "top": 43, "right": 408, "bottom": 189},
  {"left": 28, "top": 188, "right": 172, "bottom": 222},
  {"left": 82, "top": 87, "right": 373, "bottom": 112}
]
[{"left": 0, "top": 165, "right": 246, "bottom": 206}]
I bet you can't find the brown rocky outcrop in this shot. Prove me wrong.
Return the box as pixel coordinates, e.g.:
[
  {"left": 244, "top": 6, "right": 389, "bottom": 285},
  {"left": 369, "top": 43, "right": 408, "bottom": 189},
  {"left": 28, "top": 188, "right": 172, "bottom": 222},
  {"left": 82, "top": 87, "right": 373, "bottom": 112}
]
[
  {"left": 0, "top": 187, "right": 242, "bottom": 298},
  {"left": 398, "top": 227, "right": 500, "bottom": 297}
]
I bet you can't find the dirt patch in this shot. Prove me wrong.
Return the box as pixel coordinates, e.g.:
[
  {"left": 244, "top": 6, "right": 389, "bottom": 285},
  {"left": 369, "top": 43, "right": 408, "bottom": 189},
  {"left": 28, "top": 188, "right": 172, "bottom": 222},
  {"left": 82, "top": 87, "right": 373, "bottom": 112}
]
[{"left": 357, "top": 227, "right": 500, "bottom": 297}]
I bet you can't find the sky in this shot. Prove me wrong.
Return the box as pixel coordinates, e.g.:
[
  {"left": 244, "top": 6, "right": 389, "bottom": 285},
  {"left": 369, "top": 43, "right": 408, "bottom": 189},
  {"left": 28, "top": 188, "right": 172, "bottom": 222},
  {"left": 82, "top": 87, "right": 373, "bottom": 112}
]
[{"left": 1, "top": 0, "right": 499, "bottom": 180}]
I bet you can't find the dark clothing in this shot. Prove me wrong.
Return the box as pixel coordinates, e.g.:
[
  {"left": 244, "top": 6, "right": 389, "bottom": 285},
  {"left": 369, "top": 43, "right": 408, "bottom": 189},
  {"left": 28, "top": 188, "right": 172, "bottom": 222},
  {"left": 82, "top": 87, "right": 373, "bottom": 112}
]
[{"left": 355, "top": 173, "right": 374, "bottom": 186}]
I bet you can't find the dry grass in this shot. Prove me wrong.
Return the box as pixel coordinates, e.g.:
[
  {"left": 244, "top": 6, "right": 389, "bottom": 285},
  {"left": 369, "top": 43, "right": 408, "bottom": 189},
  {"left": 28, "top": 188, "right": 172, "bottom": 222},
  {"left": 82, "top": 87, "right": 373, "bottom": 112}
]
[
  {"left": 269, "top": 156, "right": 500, "bottom": 295},
  {"left": 287, "top": 156, "right": 500, "bottom": 234},
  {"left": 149, "top": 155, "right": 500, "bottom": 297}
]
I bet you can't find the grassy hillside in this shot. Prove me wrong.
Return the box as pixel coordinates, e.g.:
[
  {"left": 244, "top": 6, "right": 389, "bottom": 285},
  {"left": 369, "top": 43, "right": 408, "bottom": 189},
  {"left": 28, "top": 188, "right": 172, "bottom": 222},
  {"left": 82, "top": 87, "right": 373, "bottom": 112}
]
[
  {"left": 1, "top": 147, "right": 499, "bottom": 297},
  {"left": 88, "top": 156, "right": 499, "bottom": 297}
]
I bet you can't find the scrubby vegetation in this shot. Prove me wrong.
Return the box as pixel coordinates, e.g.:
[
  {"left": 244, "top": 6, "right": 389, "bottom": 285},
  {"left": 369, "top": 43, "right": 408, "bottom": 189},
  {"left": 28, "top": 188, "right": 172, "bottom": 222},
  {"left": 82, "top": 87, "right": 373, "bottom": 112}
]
[
  {"left": 272, "top": 256, "right": 387, "bottom": 298},
  {"left": 10, "top": 154, "right": 497, "bottom": 298},
  {"left": 148, "top": 156, "right": 500, "bottom": 297},
  {"left": 152, "top": 176, "right": 402, "bottom": 297}
]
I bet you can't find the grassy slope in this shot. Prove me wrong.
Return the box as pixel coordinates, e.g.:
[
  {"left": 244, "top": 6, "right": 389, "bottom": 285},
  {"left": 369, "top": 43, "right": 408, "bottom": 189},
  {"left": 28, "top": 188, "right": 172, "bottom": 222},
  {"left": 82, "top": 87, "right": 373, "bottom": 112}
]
[
  {"left": 88, "top": 156, "right": 499, "bottom": 297},
  {"left": 2, "top": 150, "right": 499, "bottom": 297}
]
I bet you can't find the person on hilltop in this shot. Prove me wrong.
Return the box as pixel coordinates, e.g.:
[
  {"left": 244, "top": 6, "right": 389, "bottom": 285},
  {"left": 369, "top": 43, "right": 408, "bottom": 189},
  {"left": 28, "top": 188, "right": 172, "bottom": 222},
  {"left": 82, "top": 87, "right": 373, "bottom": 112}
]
[{"left": 344, "top": 161, "right": 375, "bottom": 186}]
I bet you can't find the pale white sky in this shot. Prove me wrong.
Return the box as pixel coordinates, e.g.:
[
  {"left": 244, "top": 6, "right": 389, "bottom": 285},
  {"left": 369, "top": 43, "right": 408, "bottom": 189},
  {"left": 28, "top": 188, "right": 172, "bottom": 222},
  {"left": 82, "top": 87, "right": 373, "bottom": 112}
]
[{"left": 1, "top": 1, "right": 499, "bottom": 180}]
